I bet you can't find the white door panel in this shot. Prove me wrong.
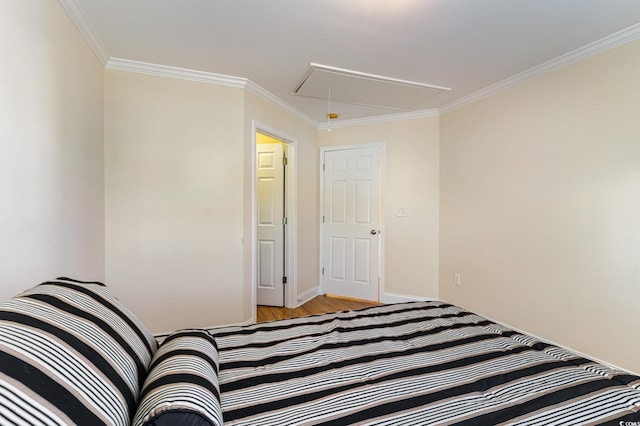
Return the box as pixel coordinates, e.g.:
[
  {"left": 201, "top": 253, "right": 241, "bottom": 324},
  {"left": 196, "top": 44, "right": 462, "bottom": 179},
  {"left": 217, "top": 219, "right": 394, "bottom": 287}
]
[
  {"left": 257, "top": 142, "right": 284, "bottom": 306},
  {"left": 355, "top": 179, "right": 372, "bottom": 224},
  {"left": 258, "top": 178, "right": 276, "bottom": 225},
  {"left": 322, "top": 147, "right": 380, "bottom": 301},
  {"left": 330, "top": 237, "right": 347, "bottom": 280},
  {"left": 258, "top": 240, "right": 276, "bottom": 288},
  {"left": 353, "top": 238, "right": 371, "bottom": 284},
  {"left": 331, "top": 180, "right": 347, "bottom": 223}
]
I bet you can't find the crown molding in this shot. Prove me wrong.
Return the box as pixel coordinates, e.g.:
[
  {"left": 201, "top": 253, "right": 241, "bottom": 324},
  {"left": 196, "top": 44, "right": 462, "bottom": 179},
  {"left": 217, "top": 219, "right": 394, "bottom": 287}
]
[
  {"left": 318, "top": 108, "right": 439, "bottom": 130},
  {"left": 439, "top": 23, "right": 640, "bottom": 114},
  {"left": 105, "top": 56, "right": 438, "bottom": 130},
  {"left": 58, "top": 1, "right": 640, "bottom": 126},
  {"left": 106, "top": 59, "right": 318, "bottom": 127},
  {"left": 106, "top": 58, "right": 248, "bottom": 88},
  {"left": 245, "top": 80, "right": 318, "bottom": 128},
  {"left": 57, "top": 0, "right": 109, "bottom": 66}
]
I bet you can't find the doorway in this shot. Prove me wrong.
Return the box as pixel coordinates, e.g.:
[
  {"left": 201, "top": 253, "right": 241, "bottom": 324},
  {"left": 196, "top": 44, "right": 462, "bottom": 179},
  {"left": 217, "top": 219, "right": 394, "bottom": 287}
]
[
  {"left": 253, "top": 123, "right": 297, "bottom": 312},
  {"left": 256, "top": 133, "right": 286, "bottom": 306},
  {"left": 320, "top": 144, "right": 384, "bottom": 302}
]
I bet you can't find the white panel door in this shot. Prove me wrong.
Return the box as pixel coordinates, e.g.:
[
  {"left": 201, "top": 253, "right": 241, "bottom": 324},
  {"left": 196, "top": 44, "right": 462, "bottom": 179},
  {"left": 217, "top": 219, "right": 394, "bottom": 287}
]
[
  {"left": 322, "top": 147, "right": 380, "bottom": 301},
  {"left": 257, "top": 142, "right": 284, "bottom": 306}
]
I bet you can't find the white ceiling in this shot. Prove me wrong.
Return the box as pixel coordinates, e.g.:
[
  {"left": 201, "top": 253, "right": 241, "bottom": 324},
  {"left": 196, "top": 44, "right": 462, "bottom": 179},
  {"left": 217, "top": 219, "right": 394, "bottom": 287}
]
[{"left": 68, "top": 0, "right": 640, "bottom": 125}]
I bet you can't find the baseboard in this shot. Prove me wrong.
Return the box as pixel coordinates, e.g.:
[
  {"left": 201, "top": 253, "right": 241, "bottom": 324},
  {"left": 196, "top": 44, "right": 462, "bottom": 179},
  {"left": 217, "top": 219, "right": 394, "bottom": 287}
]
[
  {"left": 474, "top": 311, "right": 640, "bottom": 377},
  {"left": 154, "top": 288, "right": 326, "bottom": 340},
  {"left": 381, "top": 292, "right": 438, "bottom": 304},
  {"left": 153, "top": 295, "right": 638, "bottom": 376},
  {"left": 154, "top": 317, "right": 255, "bottom": 342},
  {"left": 296, "top": 285, "right": 320, "bottom": 307},
  {"left": 379, "top": 293, "right": 639, "bottom": 376}
]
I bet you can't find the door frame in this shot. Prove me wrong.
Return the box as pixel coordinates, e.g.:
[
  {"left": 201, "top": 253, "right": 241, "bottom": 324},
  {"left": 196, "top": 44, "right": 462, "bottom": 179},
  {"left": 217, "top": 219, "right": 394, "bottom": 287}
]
[
  {"left": 251, "top": 121, "right": 298, "bottom": 314},
  {"left": 319, "top": 142, "right": 386, "bottom": 301}
]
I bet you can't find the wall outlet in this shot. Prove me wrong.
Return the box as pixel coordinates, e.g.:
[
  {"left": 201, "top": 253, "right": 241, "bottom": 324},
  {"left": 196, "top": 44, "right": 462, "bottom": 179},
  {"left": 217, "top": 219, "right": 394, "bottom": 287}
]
[
  {"left": 454, "top": 273, "right": 461, "bottom": 286},
  {"left": 396, "top": 208, "right": 407, "bottom": 217}
]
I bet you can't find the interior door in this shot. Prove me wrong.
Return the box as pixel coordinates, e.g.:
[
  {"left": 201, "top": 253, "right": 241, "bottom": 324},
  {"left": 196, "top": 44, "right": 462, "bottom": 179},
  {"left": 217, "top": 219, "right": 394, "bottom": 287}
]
[
  {"left": 322, "top": 147, "right": 380, "bottom": 301},
  {"left": 256, "top": 141, "right": 285, "bottom": 306}
]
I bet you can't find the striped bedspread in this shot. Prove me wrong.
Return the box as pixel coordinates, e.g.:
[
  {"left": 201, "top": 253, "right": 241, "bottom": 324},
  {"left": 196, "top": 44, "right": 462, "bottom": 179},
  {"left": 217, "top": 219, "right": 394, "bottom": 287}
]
[{"left": 211, "top": 301, "right": 640, "bottom": 425}]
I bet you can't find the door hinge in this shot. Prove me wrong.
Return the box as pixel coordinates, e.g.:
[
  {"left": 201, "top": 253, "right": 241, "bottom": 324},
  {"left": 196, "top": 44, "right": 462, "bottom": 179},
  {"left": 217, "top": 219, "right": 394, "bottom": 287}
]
[
  {"left": 282, "top": 216, "right": 288, "bottom": 225},
  {"left": 322, "top": 163, "right": 325, "bottom": 171},
  {"left": 322, "top": 267, "right": 325, "bottom": 275},
  {"left": 322, "top": 215, "right": 325, "bottom": 223},
  {"left": 283, "top": 156, "right": 288, "bottom": 166},
  {"left": 282, "top": 276, "right": 288, "bottom": 284}
]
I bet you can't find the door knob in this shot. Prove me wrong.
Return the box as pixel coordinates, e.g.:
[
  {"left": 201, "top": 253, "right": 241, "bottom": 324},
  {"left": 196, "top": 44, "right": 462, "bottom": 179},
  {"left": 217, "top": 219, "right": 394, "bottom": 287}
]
[{"left": 370, "top": 229, "right": 378, "bottom": 235}]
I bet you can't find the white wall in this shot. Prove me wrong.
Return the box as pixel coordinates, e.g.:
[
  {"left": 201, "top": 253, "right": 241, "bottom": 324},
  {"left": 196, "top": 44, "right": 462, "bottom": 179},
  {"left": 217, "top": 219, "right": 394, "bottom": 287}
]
[
  {"left": 0, "top": 0, "right": 105, "bottom": 297},
  {"left": 318, "top": 117, "right": 440, "bottom": 300},
  {"left": 105, "top": 70, "right": 245, "bottom": 333},
  {"left": 440, "top": 39, "right": 640, "bottom": 374}
]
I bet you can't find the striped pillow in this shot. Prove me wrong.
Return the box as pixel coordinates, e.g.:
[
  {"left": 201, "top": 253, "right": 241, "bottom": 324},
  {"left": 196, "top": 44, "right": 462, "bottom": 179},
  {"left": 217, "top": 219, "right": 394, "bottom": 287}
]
[
  {"left": 132, "top": 329, "right": 222, "bottom": 426},
  {"left": 0, "top": 277, "right": 157, "bottom": 425}
]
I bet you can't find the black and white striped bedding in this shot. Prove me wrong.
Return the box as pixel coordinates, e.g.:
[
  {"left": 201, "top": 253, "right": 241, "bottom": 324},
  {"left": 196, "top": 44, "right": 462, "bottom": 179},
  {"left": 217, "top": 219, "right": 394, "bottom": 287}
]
[
  {"left": 211, "top": 301, "right": 640, "bottom": 425},
  {"left": 0, "top": 278, "right": 157, "bottom": 426},
  {"left": 133, "top": 329, "right": 223, "bottom": 426}
]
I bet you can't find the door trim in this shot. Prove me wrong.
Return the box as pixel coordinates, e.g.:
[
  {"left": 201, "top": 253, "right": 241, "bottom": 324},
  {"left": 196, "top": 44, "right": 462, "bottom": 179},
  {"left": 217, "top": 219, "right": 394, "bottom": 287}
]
[
  {"left": 319, "top": 142, "right": 386, "bottom": 301},
  {"left": 251, "top": 121, "right": 298, "bottom": 316}
]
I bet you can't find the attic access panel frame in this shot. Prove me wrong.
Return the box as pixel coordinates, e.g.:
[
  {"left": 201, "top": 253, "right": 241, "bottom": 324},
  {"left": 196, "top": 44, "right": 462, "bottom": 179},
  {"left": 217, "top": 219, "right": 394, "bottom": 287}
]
[{"left": 293, "top": 63, "right": 451, "bottom": 110}]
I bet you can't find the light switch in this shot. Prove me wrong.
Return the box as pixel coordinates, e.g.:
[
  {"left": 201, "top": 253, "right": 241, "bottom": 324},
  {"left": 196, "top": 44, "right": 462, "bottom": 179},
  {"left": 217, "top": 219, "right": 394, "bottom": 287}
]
[{"left": 396, "top": 208, "right": 407, "bottom": 217}]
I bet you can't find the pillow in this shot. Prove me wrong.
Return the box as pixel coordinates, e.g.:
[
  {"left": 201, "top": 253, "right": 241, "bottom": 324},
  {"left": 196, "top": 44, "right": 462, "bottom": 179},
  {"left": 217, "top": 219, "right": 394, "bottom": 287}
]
[
  {"left": 132, "top": 329, "right": 223, "bottom": 426},
  {"left": 0, "top": 277, "right": 157, "bottom": 425}
]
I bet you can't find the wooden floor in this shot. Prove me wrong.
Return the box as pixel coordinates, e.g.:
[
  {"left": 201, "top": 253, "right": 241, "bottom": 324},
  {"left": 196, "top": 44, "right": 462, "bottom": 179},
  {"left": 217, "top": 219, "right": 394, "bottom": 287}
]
[{"left": 257, "top": 295, "right": 380, "bottom": 323}]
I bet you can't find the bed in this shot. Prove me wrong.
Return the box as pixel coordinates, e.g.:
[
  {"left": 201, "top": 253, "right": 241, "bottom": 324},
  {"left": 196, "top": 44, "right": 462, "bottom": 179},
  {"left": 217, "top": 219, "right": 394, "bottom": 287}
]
[{"left": 211, "top": 301, "right": 640, "bottom": 425}]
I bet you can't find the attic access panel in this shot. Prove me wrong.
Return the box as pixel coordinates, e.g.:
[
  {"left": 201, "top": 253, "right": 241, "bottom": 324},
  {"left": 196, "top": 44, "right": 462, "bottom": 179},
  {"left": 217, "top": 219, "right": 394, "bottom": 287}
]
[{"left": 293, "top": 63, "right": 451, "bottom": 110}]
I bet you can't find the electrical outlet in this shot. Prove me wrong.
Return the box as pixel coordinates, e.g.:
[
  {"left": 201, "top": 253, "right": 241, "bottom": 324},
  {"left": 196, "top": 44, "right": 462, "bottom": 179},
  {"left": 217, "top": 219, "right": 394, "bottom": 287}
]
[{"left": 454, "top": 273, "right": 461, "bottom": 286}]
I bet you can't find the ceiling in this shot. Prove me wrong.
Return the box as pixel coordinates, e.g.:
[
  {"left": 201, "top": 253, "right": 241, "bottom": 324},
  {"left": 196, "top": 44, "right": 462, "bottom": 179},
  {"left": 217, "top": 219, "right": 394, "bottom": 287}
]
[{"left": 67, "top": 0, "right": 640, "bottom": 126}]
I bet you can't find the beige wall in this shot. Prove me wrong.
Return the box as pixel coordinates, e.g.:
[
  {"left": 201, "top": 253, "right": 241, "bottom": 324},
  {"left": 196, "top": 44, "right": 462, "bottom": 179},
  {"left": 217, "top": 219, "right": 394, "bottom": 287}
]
[
  {"left": 440, "top": 39, "right": 640, "bottom": 374},
  {"left": 0, "top": 1, "right": 105, "bottom": 297},
  {"left": 105, "top": 70, "right": 245, "bottom": 333},
  {"left": 6, "top": 2, "right": 637, "bottom": 375},
  {"left": 243, "top": 92, "right": 319, "bottom": 318},
  {"left": 104, "top": 73, "right": 318, "bottom": 332},
  {"left": 318, "top": 117, "right": 440, "bottom": 300}
]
